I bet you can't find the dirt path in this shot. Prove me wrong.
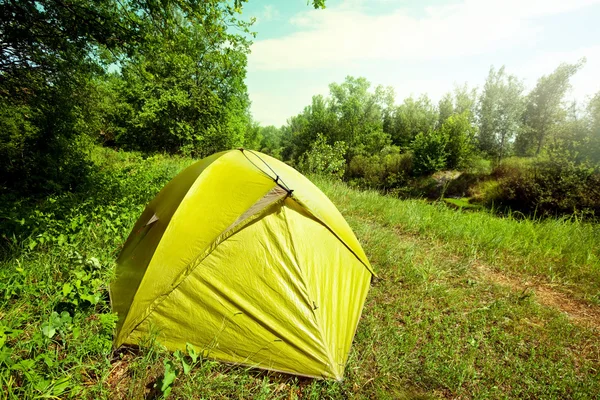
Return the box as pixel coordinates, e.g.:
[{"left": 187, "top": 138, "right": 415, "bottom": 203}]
[
  {"left": 473, "top": 262, "right": 600, "bottom": 330},
  {"left": 382, "top": 220, "right": 600, "bottom": 331}
]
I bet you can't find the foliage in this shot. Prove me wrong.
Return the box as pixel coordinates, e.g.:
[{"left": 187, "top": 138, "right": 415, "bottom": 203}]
[
  {"left": 0, "top": 73, "right": 99, "bottom": 193},
  {"left": 347, "top": 147, "right": 413, "bottom": 190},
  {"left": 0, "top": 148, "right": 192, "bottom": 398},
  {"left": 486, "top": 155, "right": 600, "bottom": 218},
  {"left": 438, "top": 85, "right": 477, "bottom": 128},
  {"left": 583, "top": 91, "right": 600, "bottom": 165},
  {"left": 0, "top": 0, "right": 256, "bottom": 194},
  {"left": 411, "top": 129, "right": 449, "bottom": 175},
  {"left": 477, "top": 66, "right": 525, "bottom": 161},
  {"left": 109, "top": 2, "right": 253, "bottom": 157},
  {"left": 517, "top": 60, "right": 585, "bottom": 156},
  {"left": 297, "top": 133, "right": 347, "bottom": 179},
  {"left": 387, "top": 94, "right": 438, "bottom": 147},
  {"left": 258, "top": 125, "right": 283, "bottom": 157},
  {"left": 283, "top": 77, "right": 393, "bottom": 163},
  {"left": 0, "top": 0, "right": 134, "bottom": 194},
  {"left": 439, "top": 111, "right": 478, "bottom": 169},
  {"left": 327, "top": 76, "right": 392, "bottom": 156}
]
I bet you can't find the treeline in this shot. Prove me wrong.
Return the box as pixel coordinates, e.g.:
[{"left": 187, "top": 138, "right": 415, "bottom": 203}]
[
  {"left": 254, "top": 67, "right": 600, "bottom": 218},
  {"left": 1, "top": 1, "right": 598, "bottom": 217},
  {"left": 1, "top": 0, "right": 262, "bottom": 194}
]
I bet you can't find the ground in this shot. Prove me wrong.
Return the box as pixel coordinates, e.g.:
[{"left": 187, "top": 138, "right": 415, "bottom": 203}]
[{"left": 1, "top": 151, "right": 598, "bottom": 399}]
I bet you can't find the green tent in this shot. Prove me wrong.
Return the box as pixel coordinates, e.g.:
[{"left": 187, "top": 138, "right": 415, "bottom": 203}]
[{"left": 110, "top": 149, "right": 374, "bottom": 380}]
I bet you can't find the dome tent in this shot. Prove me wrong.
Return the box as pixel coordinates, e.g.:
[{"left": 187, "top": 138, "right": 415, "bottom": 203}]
[{"left": 110, "top": 149, "right": 374, "bottom": 380}]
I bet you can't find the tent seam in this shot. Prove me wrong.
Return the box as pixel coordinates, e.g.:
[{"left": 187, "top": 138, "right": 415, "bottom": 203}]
[
  {"left": 118, "top": 192, "right": 287, "bottom": 347},
  {"left": 293, "top": 197, "right": 376, "bottom": 277},
  {"left": 115, "top": 150, "right": 235, "bottom": 345},
  {"left": 281, "top": 202, "right": 340, "bottom": 379}
]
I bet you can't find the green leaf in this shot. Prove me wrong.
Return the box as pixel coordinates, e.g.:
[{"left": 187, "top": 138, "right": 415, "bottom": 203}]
[
  {"left": 28, "top": 240, "right": 37, "bottom": 250},
  {"left": 173, "top": 350, "right": 183, "bottom": 362},
  {"left": 186, "top": 343, "right": 199, "bottom": 364},
  {"left": 81, "top": 293, "right": 100, "bottom": 305},
  {"left": 181, "top": 358, "right": 191, "bottom": 375},
  {"left": 34, "top": 378, "right": 51, "bottom": 393},
  {"left": 51, "top": 376, "right": 71, "bottom": 396},
  {"left": 41, "top": 354, "right": 54, "bottom": 368},
  {"left": 88, "top": 257, "right": 101, "bottom": 269},
  {"left": 62, "top": 282, "right": 73, "bottom": 297},
  {"left": 41, "top": 323, "right": 56, "bottom": 339},
  {"left": 59, "top": 311, "right": 72, "bottom": 325},
  {"left": 160, "top": 359, "right": 178, "bottom": 395},
  {"left": 0, "top": 347, "right": 13, "bottom": 365}
]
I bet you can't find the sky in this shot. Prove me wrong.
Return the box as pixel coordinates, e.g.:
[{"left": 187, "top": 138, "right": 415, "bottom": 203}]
[{"left": 241, "top": 0, "right": 600, "bottom": 127}]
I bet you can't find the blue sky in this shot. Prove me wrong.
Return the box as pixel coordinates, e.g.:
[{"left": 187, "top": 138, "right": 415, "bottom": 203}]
[{"left": 242, "top": 0, "right": 600, "bottom": 127}]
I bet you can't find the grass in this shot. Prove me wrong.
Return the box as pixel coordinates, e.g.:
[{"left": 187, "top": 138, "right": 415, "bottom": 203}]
[
  {"left": 442, "top": 197, "right": 483, "bottom": 210},
  {"left": 0, "top": 149, "right": 598, "bottom": 399},
  {"left": 316, "top": 177, "right": 600, "bottom": 304}
]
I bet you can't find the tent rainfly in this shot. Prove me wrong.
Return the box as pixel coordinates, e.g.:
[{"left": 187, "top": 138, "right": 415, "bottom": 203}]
[{"left": 110, "top": 149, "right": 374, "bottom": 380}]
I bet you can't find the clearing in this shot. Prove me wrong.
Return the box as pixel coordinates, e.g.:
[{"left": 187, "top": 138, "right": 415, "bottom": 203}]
[{"left": 0, "top": 151, "right": 598, "bottom": 399}]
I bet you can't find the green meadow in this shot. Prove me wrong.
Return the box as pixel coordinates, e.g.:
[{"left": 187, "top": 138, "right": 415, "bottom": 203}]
[{"left": 1, "top": 150, "right": 598, "bottom": 399}]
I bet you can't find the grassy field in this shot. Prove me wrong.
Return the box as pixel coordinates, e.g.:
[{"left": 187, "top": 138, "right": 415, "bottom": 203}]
[{"left": 1, "top": 149, "right": 599, "bottom": 399}]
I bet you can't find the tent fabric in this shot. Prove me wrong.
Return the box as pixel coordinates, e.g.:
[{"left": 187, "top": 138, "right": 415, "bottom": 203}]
[{"left": 110, "top": 149, "right": 374, "bottom": 380}]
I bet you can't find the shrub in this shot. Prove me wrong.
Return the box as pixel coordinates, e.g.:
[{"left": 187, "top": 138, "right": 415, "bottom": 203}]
[
  {"left": 347, "top": 148, "right": 413, "bottom": 190},
  {"left": 443, "top": 173, "right": 485, "bottom": 198},
  {"left": 440, "top": 112, "right": 477, "bottom": 169},
  {"left": 0, "top": 87, "right": 97, "bottom": 195},
  {"left": 298, "top": 133, "right": 347, "bottom": 179},
  {"left": 464, "top": 156, "right": 492, "bottom": 175},
  {"left": 411, "top": 130, "right": 449, "bottom": 175},
  {"left": 490, "top": 157, "right": 535, "bottom": 179},
  {"left": 486, "top": 155, "right": 600, "bottom": 218}
]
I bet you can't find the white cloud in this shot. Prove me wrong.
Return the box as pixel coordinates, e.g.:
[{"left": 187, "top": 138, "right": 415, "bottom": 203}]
[
  {"left": 246, "top": 0, "right": 600, "bottom": 125},
  {"left": 248, "top": 0, "right": 600, "bottom": 72}
]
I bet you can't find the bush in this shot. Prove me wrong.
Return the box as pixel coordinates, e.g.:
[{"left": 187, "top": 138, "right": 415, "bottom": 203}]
[
  {"left": 411, "top": 130, "right": 449, "bottom": 175},
  {"left": 485, "top": 156, "right": 600, "bottom": 218},
  {"left": 464, "top": 156, "right": 492, "bottom": 175},
  {"left": 0, "top": 92, "right": 96, "bottom": 195},
  {"left": 298, "top": 133, "right": 347, "bottom": 179},
  {"left": 440, "top": 112, "right": 477, "bottom": 169},
  {"left": 490, "top": 157, "right": 535, "bottom": 179},
  {"left": 347, "top": 148, "right": 413, "bottom": 190}
]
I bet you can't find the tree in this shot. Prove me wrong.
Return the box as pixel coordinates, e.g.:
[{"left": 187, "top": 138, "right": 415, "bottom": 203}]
[
  {"left": 328, "top": 76, "right": 388, "bottom": 155},
  {"left": 0, "top": 0, "right": 136, "bottom": 192},
  {"left": 0, "top": 0, "right": 326, "bottom": 193},
  {"left": 517, "top": 60, "right": 585, "bottom": 156},
  {"left": 438, "top": 84, "right": 477, "bottom": 128},
  {"left": 411, "top": 129, "right": 449, "bottom": 175},
  {"left": 388, "top": 94, "right": 438, "bottom": 147},
  {"left": 297, "top": 133, "right": 347, "bottom": 179},
  {"left": 440, "top": 111, "right": 477, "bottom": 169},
  {"left": 283, "top": 94, "right": 337, "bottom": 162},
  {"left": 283, "top": 76, "right": 392, "bottom": 163},
  {"left": 477, "top": 66, "right": 525, "bottom": 161},
  {"left": 438, "top": 93, "right": 454, "bottom": 128},
  {"left": 111, "top": 2, "right": 252, "bottom": 156},
  {"left": 454, "top": 84, "right": 477, "bottom": 120},
  {"left": 583, "top": 92, "right": 600, "bottom": 165},
  {"left": 258, "top": 125, "right": 283, "bottom": 157}
]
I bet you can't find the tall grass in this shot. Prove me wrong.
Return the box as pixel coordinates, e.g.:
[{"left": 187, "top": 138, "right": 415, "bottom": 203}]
[
  {"left": 0, "top": 151, "right": 598, "bottom": 399},
  {"left": 314, "top": 176, "right": 600, "bottom": 303}
]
